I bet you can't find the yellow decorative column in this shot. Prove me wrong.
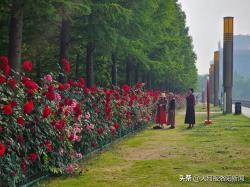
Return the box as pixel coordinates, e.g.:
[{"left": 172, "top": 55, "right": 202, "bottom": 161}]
[
  {"left": 223, "top": 17, "right": 234, "bottom": 113},
  {"left": 214, "top": 51, "right": 219, "bottom": 106}
]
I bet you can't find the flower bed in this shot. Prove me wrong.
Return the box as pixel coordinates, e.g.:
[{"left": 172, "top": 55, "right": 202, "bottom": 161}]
[{"left": 0, "top": 56, "right": 160, "bottom": 186}]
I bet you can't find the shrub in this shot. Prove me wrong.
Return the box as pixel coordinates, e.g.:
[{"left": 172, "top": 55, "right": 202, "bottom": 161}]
[{"left": 0, "top": 56, "right": 159, "bottom": 186}]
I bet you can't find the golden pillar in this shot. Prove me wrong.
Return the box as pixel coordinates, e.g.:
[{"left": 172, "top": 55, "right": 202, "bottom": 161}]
[
  {"left": 214, "top": 51, "right": 219, "bottom": 106},
  {"left": 209, "top": 64, "right": 214, "bottom": 104},
  {"left": 223, "top": 17, "right": 234, "bottom": 113}
]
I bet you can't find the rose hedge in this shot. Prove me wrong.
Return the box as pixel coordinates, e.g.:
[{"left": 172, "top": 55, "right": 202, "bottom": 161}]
[{"left": 0, "top": 56, "right": 160, "bottom": 186}]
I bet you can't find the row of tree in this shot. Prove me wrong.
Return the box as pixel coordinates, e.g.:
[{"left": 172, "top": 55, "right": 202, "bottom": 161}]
[{"left": 0, "top": 0, "right": 197, "bottom": 91}]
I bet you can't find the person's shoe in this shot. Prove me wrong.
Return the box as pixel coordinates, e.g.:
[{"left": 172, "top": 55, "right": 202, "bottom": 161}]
[
  {"left": 170, "top": 126, "right": 175, "bottom": 129},
  {"left": 153, "top": 125, "right": 162, "bottom": 129},
  {"left": 187, "top": 126, "right": 191, "bottom": 129}
]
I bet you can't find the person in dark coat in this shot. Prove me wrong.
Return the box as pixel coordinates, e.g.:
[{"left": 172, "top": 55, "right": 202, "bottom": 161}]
[
  {"left": 167, "top": 92, "right": 176, "bottom": 129},
  {"left": 185, "top": 88, "right": 196, "bottom": 129}
]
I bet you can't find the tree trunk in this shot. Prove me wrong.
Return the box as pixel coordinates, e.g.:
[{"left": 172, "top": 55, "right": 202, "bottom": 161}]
[
  {"left": 147, "top": 71, "right": 151, "bottom": 89},
  {"left": 86, "top": 42, "right": 95, "bottom": 88},
  {"left": 8, "top": 0, "right": 23, "bottom": 73},
  {"left": 111, "top": 53, "right": 117, "bottom": 86},
  {"left": 75, "top": 52, "right": 80, "bottom": 79},
  {"left": 36, "top": 56, "right": 41, "bottom": 83},
  {"left": 59, "top": 18, "right": 70, "bottom": 61},
  {"left": 58, "top": 18, "right": 70, "bottom": 82},
  {"left": 135, "top": 63, "right": 139, "bottom": 84},
  {"left": 141, "top": 70, "right": 146, "bottom": 84},
  {"left": 126, "top": 57, "right": 132, "bottom": 86}
]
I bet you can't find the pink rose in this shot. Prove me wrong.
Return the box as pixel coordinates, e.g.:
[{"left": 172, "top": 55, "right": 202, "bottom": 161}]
[
  {"left": 44, "top": 74, "right": 53, "bottom": 83},
  {"left": 66, "top": 164, "right": 74, "bottom": 173},
  {"left": 55, "top": 93, "right": 61, "bottom": 103},
  {"left": 76, "top": 153, "right": 83, "bottom": 159},
  {"left": 85, "top": 112, "right": 90, "bottom": 120},
  {"left": 74, "top": 127, "right": 81, "bottom": 133},
  {"left": 86, "top": 124, "right": 94, "bottom": 130},
  {"left": 59, "top": 149, "right": 64, "bottom": 155}
]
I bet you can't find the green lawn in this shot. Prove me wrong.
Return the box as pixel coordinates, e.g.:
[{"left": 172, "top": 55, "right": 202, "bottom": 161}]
[
  {"left": 40, "top": 112, "right": 250, "bottom": 187},
  {"left": 195, "top": 103, "right": 222, "bottom": 112},
  {"left": 178, "top": 103, "right": 222, "bottom": 113}
]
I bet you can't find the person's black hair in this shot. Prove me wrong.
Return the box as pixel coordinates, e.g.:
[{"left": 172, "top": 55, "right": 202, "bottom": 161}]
[{"left": 189, "top": 88, "right": 194, "bottom": 93}]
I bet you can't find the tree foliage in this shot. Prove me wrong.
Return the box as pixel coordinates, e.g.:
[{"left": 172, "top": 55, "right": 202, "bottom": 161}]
[{"left": 0, "top": 0, "right": 197, "bottom": 92}]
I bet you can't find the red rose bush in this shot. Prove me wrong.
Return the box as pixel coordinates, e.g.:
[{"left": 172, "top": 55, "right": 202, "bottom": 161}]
[{"left": 0, "top": 55, "right": 160, "bottom": 186}]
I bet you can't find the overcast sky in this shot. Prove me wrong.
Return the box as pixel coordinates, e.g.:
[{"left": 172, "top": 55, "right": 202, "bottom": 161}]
[{"left": 178, "top": 0, "right": 250, "bottom": 75}]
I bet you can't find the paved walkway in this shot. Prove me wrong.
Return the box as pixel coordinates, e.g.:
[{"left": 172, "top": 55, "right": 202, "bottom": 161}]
[
  {"left": 177, "top": 111, "right": 221, "bottom": 115},
  {"left": 242, "top": 106, "right": 250, "bottom": 118},
  {"left": 179, "top": 105, "right": 250, "bottom": 118}
]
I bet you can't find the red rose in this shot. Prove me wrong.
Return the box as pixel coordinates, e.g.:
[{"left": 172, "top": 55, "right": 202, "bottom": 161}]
[
  {"left": 68, "top": 79, "right": 74, "bottom": 86},
  {"left": 45, "top": 91, "right": 55, "bottom": 101},
  {"left": 74, "top": 104, "right": 82, "bottom": 119},
  {"left": 114, "top": 123, "right": 120, "bottom": 129},
  {"left": 29, "top": 153, "right": 37, "bottom": 162},
  {"left": 23, "top": 101, "right": 34, "bottom": 114},
  {"left": 126, "top": 111, "right": 131, "bottom": 120},
  {"left": 97, "top": 127, "right": 102, "bottom": 134},
  {"left": 0, "top": 142, "right": 6, "bottom": 157},
  {"left": 24, "top": 80, "right": 38, "bottom": 91},
  {"left": 8, "top": 78, "right": 16, "bottom": 88},
  {"left": 90, "top": 86, "right": 98, "bottom": 94},
  {"left": 43, "top": 105, "right": 51, "bottom": 118},
  {"left": 122, "top": 84, "right": 130, "bottom": 93},
  {"left": 10, "top": 100, "right": 17, "bottom": 107},
  {"left": 45, "top": 85, "right": 55, "bottom": 101},
  {"left": 58, "top": 83, "right": 65, "bottom": 91},
  {"left": 64, "top": 97, "right": 72, "bottom": 106},
  {"left": 65, "top": 83, "right": 70, "bottom": 89},
  {"left": 79, "top": 77, "right": 85, "bottom": 84},
  {"left": 48, "top": 84, "right": 54, "bottom": 92},
  {"left": 0, "top": 56, "right": 8, "bottom": 67},
  {"left": 136, "top": 82, "right": 141, "bottom": 89},
  {"left": 0, "top": 74, "right": 5, "bottom": 84},
  {"left": 91, "top": 142, "right": 97, "bottom": 148},
  {"left": 46, "top": 143, "right": 53, "bottom": 152},
  {"left": 61, "top": 58, "right": 71, "bottom": 74},
  {"left": 2, "top": 104, "right": 13, "bottom": 115},
  {"left": 84, "top": 87, "right": 89, "bottom": 95},
  {"left": 27, "top": 90, "right": 35, "bottom": 100},
  {"left": 68, "top": 134, "right": 74, "bottom": 141},
  {"left": 3, "top": 65, "right": 10, "bottom": 76},
  {"left": 0, "top": 56, "right": 10, "bottom": 76},
  {"left": 110, "top": 127, "right": 116, "bottom": 134},
  {"left": 22, "top": 60, "right": 33, "bottom": 72},
  {"left": 17, "top": 117, "right": 25, "bottom": 126},
  {"left": 0, "top": 126, "right": 3, "bottom": 133},
  {"left": 22, "top": 76, "right": 30, "bottom": 83},
  {"left": 77, "top": 77, "right": 85, "bottom": 88},
  {"left": 20, "top": 160, "right": 27, "bottom": 173},
  {"left": 53, "top": 120, "right": 65, "bottom": 131}
]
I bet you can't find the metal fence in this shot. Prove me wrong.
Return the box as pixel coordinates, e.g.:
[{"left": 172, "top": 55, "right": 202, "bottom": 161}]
[{"left": 15, "top": 121, "right": 148, "bottom": 187}]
